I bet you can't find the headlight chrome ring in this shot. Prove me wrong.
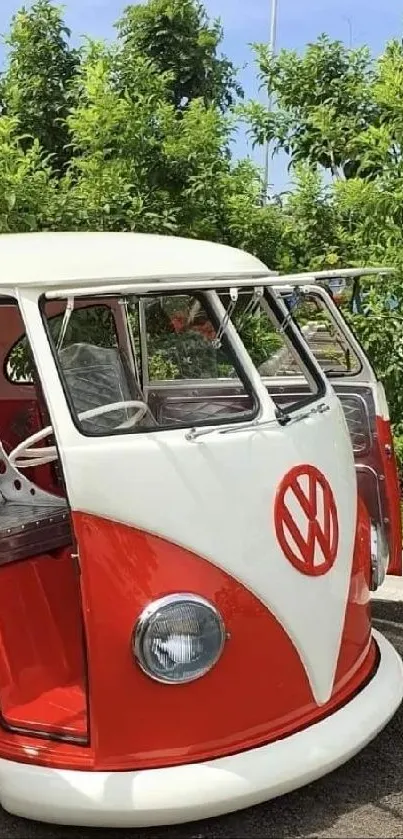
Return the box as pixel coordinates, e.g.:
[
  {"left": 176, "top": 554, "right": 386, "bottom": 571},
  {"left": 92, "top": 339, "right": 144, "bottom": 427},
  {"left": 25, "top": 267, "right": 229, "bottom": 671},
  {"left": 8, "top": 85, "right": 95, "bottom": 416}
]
[{"left": 133, "top": 593, "right": 226, "bottom": 684}]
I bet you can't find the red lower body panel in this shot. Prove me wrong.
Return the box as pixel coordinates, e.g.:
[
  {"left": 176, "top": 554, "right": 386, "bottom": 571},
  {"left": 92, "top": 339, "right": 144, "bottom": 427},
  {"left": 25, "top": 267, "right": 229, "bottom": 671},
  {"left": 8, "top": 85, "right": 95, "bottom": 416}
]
[{"left": 0, "top": 499, "right": 374, "bottom": 771}]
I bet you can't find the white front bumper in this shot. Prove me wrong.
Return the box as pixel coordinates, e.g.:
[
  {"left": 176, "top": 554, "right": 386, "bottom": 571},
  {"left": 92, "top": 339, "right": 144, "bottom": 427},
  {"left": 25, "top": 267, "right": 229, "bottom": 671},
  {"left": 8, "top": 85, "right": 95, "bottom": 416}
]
[{"left": 0, "top": 629, "right": 402, "bottom": 829}]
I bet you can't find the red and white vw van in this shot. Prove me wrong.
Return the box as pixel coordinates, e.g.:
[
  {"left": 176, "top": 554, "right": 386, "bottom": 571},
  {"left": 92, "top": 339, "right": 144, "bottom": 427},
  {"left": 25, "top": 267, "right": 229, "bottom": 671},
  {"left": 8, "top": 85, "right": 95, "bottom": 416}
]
[{"left": 0, "top": 232, "right": 400, "bottom": 827}]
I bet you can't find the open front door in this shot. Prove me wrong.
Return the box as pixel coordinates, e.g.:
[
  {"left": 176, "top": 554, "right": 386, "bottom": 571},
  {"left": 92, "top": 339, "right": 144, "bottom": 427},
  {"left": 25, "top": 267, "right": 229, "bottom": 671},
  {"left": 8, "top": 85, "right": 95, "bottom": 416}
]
[{"left": 268, "top": 278, "right": 401, "bottom": 577}]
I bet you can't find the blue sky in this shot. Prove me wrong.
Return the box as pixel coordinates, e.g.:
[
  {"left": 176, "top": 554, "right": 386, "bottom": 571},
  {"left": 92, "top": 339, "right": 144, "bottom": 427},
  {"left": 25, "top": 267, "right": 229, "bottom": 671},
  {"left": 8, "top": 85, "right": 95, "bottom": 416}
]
[{"left": 0, "top": 0, "right": 402, "bottom": 191}]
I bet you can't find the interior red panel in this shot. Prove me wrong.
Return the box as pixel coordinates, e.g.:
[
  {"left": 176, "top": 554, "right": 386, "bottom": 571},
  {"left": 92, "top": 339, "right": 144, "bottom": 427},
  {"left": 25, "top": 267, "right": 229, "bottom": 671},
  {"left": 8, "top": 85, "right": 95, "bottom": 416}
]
[
  {"left": 0, "top": 398, "right": 57, "bottom": 492},
  {"left": 0, "top": 548, "right": 88, "bottom": 741}
]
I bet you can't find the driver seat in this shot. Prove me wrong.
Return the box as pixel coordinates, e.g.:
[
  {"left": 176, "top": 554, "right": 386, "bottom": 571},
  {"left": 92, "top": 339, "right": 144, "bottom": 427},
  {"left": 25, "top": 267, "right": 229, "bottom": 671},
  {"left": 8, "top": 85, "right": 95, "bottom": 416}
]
[{"left": 58, "top": 343, "right": 147, "bottom": 433}]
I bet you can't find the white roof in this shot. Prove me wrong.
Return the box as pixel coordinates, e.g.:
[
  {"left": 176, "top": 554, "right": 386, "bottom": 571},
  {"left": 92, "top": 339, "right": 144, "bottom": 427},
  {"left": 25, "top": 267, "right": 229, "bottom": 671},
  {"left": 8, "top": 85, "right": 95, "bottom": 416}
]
[{"left": 0, "top": 232, "right": 273, "bottom": 290}]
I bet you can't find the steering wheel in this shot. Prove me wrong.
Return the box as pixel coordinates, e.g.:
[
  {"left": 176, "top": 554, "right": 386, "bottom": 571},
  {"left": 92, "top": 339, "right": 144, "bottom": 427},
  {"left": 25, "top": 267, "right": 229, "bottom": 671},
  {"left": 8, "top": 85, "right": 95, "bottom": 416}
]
[{"left": 9, "top": 400, "right": 150, "bottom": 469}]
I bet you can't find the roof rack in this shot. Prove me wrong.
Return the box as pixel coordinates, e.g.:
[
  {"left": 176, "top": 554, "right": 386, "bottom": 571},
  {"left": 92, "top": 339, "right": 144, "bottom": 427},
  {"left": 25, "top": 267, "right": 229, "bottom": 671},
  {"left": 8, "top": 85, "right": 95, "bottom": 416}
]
[{"left": 271, "top": 267, "right": 394, "bottom": 287}]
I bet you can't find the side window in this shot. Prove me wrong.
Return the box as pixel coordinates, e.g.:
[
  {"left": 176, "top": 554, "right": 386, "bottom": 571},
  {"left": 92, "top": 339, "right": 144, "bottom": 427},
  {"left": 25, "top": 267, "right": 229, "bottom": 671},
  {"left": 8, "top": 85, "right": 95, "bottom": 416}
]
[
  {"left": 139, "top": 293, "right": 257, "bottom": 429},
  {"left": 144, "top": 295, "right": 236, "bottom": 381},
  {"left": 226, "top": 290, "right": 359, "bottom": 381},
  {"left": 6, "top": 335, "right": 35, "bottom": 385},
  {"left": 278, "top": 291, "right": 361, "bottom": 377},
  {"left": 224, "top": 289, "right": 326, "bottom": 412},
  {"left": 6, "top": 305, "right": 117, "bottom": 385}
]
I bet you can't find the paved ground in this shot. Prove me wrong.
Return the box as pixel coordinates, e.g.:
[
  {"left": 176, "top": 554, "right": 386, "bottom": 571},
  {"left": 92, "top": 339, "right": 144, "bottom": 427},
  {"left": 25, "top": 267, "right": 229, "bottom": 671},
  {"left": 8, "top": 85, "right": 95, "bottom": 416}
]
[{"left": 2, "top": 583, "right": 403, "bottom": 838}]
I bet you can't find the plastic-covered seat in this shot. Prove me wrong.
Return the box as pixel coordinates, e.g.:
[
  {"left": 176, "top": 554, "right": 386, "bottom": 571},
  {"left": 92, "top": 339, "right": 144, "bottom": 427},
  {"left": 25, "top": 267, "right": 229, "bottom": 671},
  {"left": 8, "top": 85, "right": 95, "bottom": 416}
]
[{"left": 59, "top": 343, "right": 141, "bottom": 433}]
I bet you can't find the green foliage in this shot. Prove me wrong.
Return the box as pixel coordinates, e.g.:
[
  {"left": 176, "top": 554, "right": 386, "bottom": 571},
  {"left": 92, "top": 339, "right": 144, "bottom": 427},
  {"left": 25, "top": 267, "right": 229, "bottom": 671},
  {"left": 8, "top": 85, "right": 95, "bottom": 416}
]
[
  {"left": 148, "top": 351, "right": 180, "bottom": 380},
  {"left": 279, "top": 166, "right": 340, "bottom": 271},
  {"left": 219, "top": 159, "right": 285, "bottom": 267},
  {"left": 57, "top": 41, "right": 178, "bottom": 232},
  {"left": 0, "top": 0, "right": 283, "bottom": 262},
  {"left": 115, "top": 0, "right": 242, "bottom": 112},
  {"left": 0, "top": 116, "right": 56, "bottom": 232},
  {"left": 49, "top": 33, "right": 278, "bottom": 252},
  {"left": 244, "top": 35, "right": 377, "bottom": 179},
  {"left": 1, "top": 0, "right": 78, "bottom": 171},
  {"left": 233, "top": 311, "right": 282, "bottom": 368}
]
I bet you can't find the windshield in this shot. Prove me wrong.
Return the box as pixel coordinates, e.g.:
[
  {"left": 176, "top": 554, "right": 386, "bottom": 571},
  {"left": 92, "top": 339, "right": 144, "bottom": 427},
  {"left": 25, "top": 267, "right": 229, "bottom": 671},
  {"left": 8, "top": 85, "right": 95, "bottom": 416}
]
[
  {"left": 39, "top": 290, "right": 260, "bottom": 436},
  {"left": 10, "top": 283, "right": 328, "bottom": 436}
]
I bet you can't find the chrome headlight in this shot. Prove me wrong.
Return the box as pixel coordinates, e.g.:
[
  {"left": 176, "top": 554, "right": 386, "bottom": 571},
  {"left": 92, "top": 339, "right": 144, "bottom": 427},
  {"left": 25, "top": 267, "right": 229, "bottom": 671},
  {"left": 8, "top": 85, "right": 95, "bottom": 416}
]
[{"left": 133, "top": 594, "right": 226, "bottom": 684}]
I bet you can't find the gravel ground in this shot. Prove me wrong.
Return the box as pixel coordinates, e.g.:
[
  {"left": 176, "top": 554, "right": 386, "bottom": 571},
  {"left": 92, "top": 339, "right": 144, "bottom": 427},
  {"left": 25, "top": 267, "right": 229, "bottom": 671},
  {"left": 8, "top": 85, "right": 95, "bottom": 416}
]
[{"left": 1, "top": 608, "right": 403, "bottom": 839}]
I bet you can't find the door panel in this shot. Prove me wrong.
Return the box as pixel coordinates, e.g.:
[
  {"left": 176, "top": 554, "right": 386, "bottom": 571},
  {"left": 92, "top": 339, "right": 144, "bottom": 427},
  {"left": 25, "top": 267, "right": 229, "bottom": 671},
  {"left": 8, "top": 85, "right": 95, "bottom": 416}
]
[
  {"left": 148, "top": 281, "right": 402, "bottom": 577},
  {"left": 272, "top": 284, "right": 402, "bottom": 576},
  {"left": 50, "top": 391, "right": 358, "bottom": 712}
]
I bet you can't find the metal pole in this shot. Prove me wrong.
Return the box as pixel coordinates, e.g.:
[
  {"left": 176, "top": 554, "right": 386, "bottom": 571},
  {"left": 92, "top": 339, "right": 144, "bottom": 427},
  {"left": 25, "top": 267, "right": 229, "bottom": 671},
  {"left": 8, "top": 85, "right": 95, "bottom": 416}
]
[
  {"left": 343, "top": 15, "right": 353, "bottom": 47},
  {"left": 262, "top": 0, "right": 278, "bottom": 205}
]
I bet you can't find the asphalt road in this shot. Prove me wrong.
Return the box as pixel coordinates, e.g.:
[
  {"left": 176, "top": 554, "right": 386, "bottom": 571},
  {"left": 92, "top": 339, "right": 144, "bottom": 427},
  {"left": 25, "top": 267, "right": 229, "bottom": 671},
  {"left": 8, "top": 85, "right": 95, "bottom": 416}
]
[{"left": 2, "top": 608, "right": 403, "bottom": 839}]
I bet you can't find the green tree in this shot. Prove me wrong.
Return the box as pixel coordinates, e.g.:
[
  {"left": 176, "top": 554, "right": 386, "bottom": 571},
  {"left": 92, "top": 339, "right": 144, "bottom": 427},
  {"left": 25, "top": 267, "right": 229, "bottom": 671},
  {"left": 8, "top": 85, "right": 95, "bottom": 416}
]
[
  {"left": 57, "top": 40, "right": 178, "bottom": 232},
  {"left": 0, "top": 0, "right": 284, "bottom": 270},
  {"left": 244, "top": 35, "right": 377, "bottom": 180},
  {"left": 278, "top": 166, "right": 340, "bottom": 271},
  {"left": 0, "top": 116, "right": 56, "bottom": 232},
  {"left": 56, "top": 35, "right": 284, "bottom": 265},
  {"left": 2, "top": 0, "right": 79, "bottom": 171},
  {"left": 115, "top": 0, "right": 242, "bottom": 111},
  {"left": 218, "top": 159, "right": 285, "bottom": 269}
]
